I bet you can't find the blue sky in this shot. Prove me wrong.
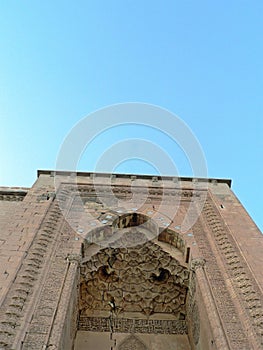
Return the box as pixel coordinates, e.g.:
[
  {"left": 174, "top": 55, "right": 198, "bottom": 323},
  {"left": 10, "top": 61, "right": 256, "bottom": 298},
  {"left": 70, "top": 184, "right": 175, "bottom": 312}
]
[{"left": 0, "top": 1, "right": 262, "bottom": 231}]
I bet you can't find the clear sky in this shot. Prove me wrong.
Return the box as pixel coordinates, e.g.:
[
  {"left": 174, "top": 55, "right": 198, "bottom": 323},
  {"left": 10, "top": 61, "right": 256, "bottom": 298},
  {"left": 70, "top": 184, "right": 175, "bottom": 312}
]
[{"left": 0, "top": 1, "right": 262, "bottom": 231}]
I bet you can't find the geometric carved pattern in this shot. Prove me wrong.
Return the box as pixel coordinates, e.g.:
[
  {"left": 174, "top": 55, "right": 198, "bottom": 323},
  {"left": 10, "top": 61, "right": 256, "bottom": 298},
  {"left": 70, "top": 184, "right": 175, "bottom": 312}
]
[
  {"left": 118, "top": 334, "right": 148, "bottom": 350},
  {"left": 202, "top": 198, "right": 263, "bottom": 347},
  {"left": 80, "top": 229, "right": 189, "bottom": 319},
  {"left": 193, "top": 216, "right": 250, "bottom": 349},
  {"left": 193, "top": 195, "right": 263, "bottom": 349},
  {"left": 0, "top": 200, "right": 63, "bottom": 348}
]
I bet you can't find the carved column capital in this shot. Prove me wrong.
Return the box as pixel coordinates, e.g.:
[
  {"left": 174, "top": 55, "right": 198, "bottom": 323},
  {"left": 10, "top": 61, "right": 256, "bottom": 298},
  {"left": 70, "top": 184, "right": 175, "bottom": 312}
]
[
  {"left": 66, "top": 253, "right": 81, "bottom": 265},
  {"left": 191, "top": 258, "right": 206, "bottom": 271}
]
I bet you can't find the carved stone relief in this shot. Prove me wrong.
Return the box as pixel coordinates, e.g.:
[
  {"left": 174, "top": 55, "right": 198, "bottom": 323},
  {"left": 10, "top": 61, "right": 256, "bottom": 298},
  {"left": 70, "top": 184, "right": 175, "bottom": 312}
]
[
  {"left": 191, "top": 301, "right": 200, "bottom": 345},
  {"left": 0, "top": 199, "right": 67, "bottom": 348},
  {"left": 78, "top": 317, "right": 188, "bottom": 334},
  {"left": 190, "top": 258, "right": 206, "bottom": 272},
  {"left": 79, "top": 229, "right": 189, "bottom": 319},
  {"left": 187, "top": 272, "right": 200, "bottom": 346},
  {"left": 0, "top": 190, "right": 27, "bottom": 201},
  {"left": 118, "top": 334, "right": 148, "bottom": 350},
  {"left": 201, "top": 197, "right": 263, "bottom": 347},
  {"left": 192, "top": 196, "right": 262, "bottom": 349}
]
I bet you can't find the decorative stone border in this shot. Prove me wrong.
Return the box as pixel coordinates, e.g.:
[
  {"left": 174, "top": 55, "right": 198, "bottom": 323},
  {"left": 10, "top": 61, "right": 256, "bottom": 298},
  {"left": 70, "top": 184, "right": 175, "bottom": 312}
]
[{"left": 78, "top": 316, "right": 188, "bottom": 335}]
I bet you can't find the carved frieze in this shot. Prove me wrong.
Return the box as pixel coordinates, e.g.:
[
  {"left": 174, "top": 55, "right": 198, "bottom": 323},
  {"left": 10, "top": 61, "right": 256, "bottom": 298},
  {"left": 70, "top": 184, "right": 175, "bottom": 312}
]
[
  {"left": 0, "top": 191, "right": 27, "bottom": 201},
  {"left": 57, "top": 184, "right": 204, "bottom": 205},
  {"left": 78, "top": 316, "right": 188, "bottom": 335}
]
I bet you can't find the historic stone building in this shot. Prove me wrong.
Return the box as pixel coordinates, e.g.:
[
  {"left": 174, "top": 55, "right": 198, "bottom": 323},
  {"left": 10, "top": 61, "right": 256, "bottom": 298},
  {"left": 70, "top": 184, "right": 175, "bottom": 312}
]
[{"left": 0, "top": 170, "right": 262, "bottom": 350}]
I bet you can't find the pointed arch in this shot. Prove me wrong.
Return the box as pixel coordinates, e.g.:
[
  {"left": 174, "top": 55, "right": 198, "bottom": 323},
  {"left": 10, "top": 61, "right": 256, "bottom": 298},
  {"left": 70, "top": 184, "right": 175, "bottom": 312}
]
[{"left": 118, "top": 334, "right": 148, "bottom": 350}]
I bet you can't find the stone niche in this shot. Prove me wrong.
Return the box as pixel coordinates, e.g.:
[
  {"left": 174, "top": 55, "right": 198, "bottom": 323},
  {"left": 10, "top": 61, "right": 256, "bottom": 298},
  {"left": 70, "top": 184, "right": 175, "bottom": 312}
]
[{"left": 74, "top": 213, "right": 193, "bottom": 350}]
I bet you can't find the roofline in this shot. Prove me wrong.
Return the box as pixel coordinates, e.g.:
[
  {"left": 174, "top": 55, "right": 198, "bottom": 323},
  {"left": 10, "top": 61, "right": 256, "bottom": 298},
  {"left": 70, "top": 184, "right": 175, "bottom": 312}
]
[{"left": 37, "top": 169, "right": 232, "bottom": 188}]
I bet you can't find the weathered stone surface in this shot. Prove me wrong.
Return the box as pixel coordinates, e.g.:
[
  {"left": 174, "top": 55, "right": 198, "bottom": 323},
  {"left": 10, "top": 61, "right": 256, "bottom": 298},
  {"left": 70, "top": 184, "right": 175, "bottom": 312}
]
[{"left": 0, "top": 171, "right": 262, "bottom": 350}]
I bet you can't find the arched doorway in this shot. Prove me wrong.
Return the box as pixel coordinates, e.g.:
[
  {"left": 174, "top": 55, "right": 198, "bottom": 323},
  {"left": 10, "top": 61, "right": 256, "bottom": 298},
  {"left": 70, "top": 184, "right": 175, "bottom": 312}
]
[{"left": 74, "top": 213, "right": 192, "bottom": 350}]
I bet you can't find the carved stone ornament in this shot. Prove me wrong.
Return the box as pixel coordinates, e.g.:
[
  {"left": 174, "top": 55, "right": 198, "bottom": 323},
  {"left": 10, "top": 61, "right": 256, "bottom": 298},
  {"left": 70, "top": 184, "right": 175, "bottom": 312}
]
[
  {"left": 118, "top": 334, "right": 148, "bottom": 350},
  {"left": 80, "top": 229, "right": 189, "bottom": 318},
  {"left": 66, "top": 253, "right": 81, "bottom": 265},
  {"left": 190, "top": 258, "right": 206, "bottom": 271}
]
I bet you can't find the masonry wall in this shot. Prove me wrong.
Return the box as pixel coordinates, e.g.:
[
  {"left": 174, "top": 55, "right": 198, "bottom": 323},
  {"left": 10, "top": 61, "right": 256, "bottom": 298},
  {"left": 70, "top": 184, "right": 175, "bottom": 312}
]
[{"left": 0, "top": 172, "right": 262, "bottom": 350}]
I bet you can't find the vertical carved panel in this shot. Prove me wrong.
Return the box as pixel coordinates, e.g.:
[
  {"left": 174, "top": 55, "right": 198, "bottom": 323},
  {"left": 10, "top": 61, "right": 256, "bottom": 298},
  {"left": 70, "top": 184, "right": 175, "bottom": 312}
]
[
  {"left": 187, "top": 272, "right": 200, "bottom": 346},
  {"left": 0, "top": 200, "right": 64, "bottom": 349},
  {"left": 203, "top": 197, "right": 263, "bottom": 347},
  {"left": 194, "top": 194, "right": 263, "bottom": 349}
]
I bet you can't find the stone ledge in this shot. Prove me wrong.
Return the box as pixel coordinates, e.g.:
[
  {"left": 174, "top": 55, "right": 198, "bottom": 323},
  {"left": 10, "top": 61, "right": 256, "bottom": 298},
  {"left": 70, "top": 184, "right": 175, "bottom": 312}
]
[{"left": 37, "top": 169, "right": 232, "bottom": 188}]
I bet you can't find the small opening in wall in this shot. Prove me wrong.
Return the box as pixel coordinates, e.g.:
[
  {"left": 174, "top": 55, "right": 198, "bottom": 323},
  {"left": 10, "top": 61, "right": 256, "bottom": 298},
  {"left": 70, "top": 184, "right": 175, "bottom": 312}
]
[
  {"left": 132, "top": 213, "right": 138, "bottom": 224},
  {"left": 179, "top": 312, "right": 186, "bottom": 320},
  {"left": 185, "top": 247, "right": 190, "bottom": 264}
]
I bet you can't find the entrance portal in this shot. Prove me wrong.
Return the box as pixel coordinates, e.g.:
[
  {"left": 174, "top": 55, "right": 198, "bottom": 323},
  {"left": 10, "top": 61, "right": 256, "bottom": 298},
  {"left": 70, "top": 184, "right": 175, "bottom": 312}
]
[{"left": 74, "top": 217, "right": 191, "bottom": 349}]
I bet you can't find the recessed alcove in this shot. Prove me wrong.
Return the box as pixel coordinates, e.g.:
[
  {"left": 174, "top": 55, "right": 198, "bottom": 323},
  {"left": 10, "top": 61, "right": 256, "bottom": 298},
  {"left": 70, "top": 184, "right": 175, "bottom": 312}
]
[{"left": 74, "top": 214, "right": 194, "bottom": 350}]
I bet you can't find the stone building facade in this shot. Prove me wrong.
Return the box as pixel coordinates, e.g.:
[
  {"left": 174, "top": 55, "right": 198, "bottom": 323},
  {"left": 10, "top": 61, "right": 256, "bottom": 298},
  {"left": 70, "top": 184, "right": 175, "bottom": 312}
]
[{"left": 0, "top": 170, "right": 262, "bottom": 350}]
